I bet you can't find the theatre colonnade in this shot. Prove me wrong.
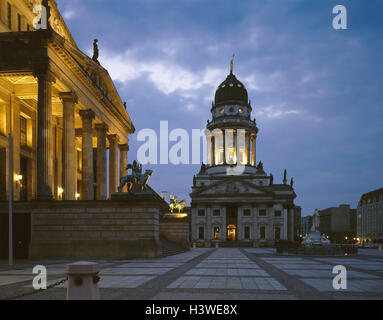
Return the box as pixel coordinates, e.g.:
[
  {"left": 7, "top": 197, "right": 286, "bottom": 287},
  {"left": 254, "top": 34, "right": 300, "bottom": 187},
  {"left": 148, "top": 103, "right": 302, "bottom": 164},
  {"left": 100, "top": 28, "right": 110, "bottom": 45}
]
[{"left": 0, "top": 30, "right": 135, "bottom": 201}]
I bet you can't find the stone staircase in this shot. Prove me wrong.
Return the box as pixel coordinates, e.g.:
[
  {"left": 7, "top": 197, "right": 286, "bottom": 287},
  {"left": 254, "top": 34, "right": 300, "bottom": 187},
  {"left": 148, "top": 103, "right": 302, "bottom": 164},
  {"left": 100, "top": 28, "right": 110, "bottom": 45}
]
[{"left": 160, "top": 238, "right": 190, "bottom": 257}]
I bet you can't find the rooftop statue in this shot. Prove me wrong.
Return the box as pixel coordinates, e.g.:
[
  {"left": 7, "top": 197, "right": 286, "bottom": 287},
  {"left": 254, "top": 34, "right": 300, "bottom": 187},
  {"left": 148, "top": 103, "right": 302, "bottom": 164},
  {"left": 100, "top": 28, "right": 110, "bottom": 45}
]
[
  {"left": 118, "top": 160, "right": 153, "bottom": 193},
  {"left": 169, "top": 196, "right": 187, "bottom": 214},
  {"left": 92, "top": 39, "right": 100, "bottom": 64}
]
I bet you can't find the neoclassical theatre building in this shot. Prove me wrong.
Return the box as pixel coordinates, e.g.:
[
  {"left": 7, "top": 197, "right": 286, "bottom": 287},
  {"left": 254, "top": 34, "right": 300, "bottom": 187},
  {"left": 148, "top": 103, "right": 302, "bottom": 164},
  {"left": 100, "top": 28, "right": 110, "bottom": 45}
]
[
  {"left": 0, "top": 0, "right": 134, "bottom": 202},
  {"left": 190, "top": 66, "right": 300, "bottom": 246}
]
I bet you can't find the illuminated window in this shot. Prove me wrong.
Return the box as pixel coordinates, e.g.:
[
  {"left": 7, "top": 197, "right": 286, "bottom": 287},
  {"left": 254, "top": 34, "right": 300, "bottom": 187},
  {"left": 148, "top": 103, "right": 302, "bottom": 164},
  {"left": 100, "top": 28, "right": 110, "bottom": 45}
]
[
  {"left": 20, "top": 116, "right": 27, "bottom": 146},
  {"left": 238, "top": 108, "right": 243, "bottom": 114},
  {"left": 215, "top": 132, "right": 224, "bottom": 165},
  {"left": 220, "top": 109, "right": 225, "bottom": 114},
  {"left": 214, "top": 227, "right": 220, "bottom": 240},
  {"left": 225, "top": 130, "right": 236, "bottom": 164},
  {"left": 237, "top": 130, "right": 247, "bottom": 165}
]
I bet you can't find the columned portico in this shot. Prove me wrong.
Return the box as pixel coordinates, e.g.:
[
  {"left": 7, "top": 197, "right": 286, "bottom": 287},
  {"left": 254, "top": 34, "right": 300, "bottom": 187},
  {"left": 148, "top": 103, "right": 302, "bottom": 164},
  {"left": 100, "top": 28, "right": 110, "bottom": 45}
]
[
  {"left": 96, "top": 123, "right": 108, "bottom": 200},
  {"left": 108, "top": 134, "right": 119, "bottom": 198},
  {"left": 36, "top": 71, "right": 55, "bottom": 200},
  {"left": 60, "top": 92, "right": 78, "bottom": 200},
  {"left": 0, "top": 5, "right": 135, "bottom": 204},
  {"left": 79, "top": 109, "right": 95, "bottom": 200}
]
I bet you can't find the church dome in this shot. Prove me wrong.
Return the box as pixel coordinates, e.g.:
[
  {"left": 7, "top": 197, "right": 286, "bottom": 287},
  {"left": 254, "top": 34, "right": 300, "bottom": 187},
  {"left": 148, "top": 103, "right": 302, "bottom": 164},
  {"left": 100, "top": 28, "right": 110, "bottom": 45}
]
[{"left": 215, "top": 72, "right": 248, "bottom": 106}]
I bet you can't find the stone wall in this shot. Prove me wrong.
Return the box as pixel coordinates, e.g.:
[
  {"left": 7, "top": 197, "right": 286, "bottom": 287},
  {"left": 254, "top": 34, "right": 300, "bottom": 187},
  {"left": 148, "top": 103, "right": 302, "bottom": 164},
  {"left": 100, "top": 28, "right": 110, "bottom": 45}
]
[
  {"left": 0, "top": 194, "right": 167, "bottom": 259},
  {"left": 159, "top": 214, "right": 190, "bottom": 248}
]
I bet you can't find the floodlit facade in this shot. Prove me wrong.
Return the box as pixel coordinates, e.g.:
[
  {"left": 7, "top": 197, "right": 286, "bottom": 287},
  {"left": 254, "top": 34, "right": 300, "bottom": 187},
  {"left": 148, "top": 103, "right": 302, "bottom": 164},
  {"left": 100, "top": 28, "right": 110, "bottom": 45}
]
[
  {"left": 190, "top": 67, "right": 300, "bottom": 246},
  {"left": 357, "top": 188, "right": 383, "bottom": 243},
  {"left": 0, "top": 0, "right": 134, "bottom": 202}
]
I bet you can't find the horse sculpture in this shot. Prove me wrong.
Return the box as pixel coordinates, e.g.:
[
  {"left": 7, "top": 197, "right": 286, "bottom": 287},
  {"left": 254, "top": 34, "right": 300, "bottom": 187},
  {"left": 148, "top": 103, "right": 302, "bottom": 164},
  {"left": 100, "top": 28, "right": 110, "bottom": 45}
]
[
  {"left": 169, "top": 196, "right": 187, "bottom": 213},
  {"left": 118, "top": 169, "right": 153, "bottom": 193}
]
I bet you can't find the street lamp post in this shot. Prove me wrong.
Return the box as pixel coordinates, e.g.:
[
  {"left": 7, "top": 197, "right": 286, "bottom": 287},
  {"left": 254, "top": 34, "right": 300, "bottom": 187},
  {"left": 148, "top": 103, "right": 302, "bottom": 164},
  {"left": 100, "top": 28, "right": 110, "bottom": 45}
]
[{"left": 8, "top": 134, "right": 13, "bottom": 266}]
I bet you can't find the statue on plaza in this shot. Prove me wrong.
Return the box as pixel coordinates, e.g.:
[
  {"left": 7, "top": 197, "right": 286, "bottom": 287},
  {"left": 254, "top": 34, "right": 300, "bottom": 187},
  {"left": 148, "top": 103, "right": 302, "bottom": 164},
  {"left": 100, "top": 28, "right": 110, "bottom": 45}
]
[
  {"left": 302, "top": 209, "right": 330, "bottom": 246},
  {"left": 118, "top": 160, "right": 153, "bottom": 193},
  {"left": 311, "top": 209, "right": 320, "bottom": 232},
  {"left": 169, "top": 196, "right": 187, "bottom": 213}
]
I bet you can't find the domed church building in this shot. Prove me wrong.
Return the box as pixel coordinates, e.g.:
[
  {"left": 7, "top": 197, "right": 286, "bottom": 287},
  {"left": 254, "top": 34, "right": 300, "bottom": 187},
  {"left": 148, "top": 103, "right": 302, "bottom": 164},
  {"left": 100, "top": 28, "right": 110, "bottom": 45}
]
[{"left": 190, "top": 61, "right": 301, "bottom": 247}]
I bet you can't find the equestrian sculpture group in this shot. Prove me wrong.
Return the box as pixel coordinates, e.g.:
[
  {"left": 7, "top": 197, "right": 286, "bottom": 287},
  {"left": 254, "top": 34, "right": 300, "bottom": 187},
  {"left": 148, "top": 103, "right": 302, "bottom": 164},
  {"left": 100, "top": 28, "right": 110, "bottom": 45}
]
[
  {"left": 169, "top": 196, "right": 187, "bottom": 213},
  {"left": 118, "top": 160, "right": 153, "bottom": 193}
]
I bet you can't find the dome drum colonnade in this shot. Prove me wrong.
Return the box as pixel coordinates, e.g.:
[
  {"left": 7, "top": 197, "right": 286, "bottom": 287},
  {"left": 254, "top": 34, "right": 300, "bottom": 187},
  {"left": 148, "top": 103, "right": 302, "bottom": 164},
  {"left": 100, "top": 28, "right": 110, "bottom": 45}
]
[{"left": 206, "top": 71, "right": 258, "bottom": 168}]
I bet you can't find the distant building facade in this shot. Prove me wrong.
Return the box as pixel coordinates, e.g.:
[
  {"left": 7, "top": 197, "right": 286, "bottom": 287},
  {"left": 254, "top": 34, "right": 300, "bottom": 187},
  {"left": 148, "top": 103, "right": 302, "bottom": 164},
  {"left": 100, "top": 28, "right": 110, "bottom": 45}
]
[
  {"left": 319, "top": 205, "right": 357, "bottom": 243},
  {"left": 190, "top": 66, "right": 299, "bottom": 246},
  {"left": 357, "top": 188, "right": 383, "bottom": 244}
]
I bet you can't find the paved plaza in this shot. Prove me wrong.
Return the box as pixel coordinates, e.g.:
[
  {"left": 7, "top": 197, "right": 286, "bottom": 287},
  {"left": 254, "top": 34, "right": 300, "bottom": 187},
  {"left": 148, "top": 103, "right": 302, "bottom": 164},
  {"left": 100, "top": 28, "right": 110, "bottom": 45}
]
[{"left": 0, "top": 248, "right": 383, "bottom": 300}]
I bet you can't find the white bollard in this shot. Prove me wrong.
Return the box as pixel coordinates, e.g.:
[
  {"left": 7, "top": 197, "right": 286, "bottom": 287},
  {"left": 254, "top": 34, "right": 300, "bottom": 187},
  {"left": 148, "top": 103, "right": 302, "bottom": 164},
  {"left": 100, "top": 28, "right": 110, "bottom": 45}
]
[
  {"left": 66, "top": 261, "right": 100, "bottom": 300},
  {"left": 216, "top": 242, "right": 219, "bottom": 249},
  {"left": 193, "top": 243, "right": 197, "bottom": 249}
]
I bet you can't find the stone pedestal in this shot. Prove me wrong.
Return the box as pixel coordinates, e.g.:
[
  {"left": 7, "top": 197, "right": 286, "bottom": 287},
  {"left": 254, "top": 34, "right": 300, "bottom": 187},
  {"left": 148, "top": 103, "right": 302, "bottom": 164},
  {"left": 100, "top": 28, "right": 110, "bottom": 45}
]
[
  {"left": 66, "top": 262, "right": 100, "bottom": 300},
  {"left": 160, "top": 213, "right": 190, "bottom": 249},
  {"left": 26, "top": 193, "right": 169, "bottom": 259}
]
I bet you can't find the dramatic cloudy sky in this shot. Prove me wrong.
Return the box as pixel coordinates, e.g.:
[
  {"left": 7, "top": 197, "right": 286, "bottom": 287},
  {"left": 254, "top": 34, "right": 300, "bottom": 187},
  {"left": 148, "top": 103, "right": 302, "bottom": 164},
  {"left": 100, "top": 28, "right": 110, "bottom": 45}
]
[{"left": 57, "top": 0, "right": 383, "bottom": 216}]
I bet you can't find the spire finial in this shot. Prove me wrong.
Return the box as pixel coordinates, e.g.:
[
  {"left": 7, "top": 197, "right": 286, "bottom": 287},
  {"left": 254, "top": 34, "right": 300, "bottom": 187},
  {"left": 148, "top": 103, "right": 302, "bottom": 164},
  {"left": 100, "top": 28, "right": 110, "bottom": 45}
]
[{"left": 230, "top": 54, "right": 235, "bottom": 74}]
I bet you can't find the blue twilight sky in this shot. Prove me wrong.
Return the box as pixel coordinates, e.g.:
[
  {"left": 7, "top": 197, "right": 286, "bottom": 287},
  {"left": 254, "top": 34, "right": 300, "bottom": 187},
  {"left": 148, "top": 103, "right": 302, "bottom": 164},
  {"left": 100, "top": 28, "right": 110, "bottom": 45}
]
[{"left": 57, "top": 0, "right": 383, "bottom": 216}]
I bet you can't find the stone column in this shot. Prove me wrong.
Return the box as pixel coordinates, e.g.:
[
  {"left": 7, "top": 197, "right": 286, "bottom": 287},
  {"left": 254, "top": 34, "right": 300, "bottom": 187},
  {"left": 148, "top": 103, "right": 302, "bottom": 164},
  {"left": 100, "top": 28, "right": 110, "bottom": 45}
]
[
  {"left": 252, "top": 135, "right": 256, "bottom": 166},
  {"left": 245, "top": 131, "right": 250, "bottom": 165},
  {"left": 207, "top": 134, "right": 212, "bottom": 166},
  {"left": 119, "top": 143, "right": 129, "bottom": 179},
  {"left": 60, "top": 92, "right": 77, "bottom": 200},
  {"left": 95, "top": 124, "right": 108, "bottom": 200},
  {"left": 222, "top": 129, "right": 226, "bottom": 165},
  {"left": 36, "top": 71, "right": 55, "bottom": 200},
  {"left": 108, "top": 134, "right": 119, "bottom": 198},
  {"left": 79, "top": 110, "right": 95, "bottom": 200},
  {"left": 283, "top": 208, "right": 288, "bottom": 240}
]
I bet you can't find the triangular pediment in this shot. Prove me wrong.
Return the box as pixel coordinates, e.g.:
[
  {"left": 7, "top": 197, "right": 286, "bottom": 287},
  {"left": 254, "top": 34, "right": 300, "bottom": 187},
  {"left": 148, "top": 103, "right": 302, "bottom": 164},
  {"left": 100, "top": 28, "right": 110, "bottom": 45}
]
[{"left": 194, "top": 178, "right": 274, "bottom": 197}]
